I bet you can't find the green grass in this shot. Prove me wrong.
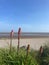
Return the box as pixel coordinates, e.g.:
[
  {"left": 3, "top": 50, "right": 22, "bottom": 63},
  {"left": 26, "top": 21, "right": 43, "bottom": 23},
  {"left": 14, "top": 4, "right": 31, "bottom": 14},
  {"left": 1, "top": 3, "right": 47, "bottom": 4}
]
[
  {"left": 0, "top": 47, "right": 38, "bottom": 65},
  {"left": 0, "top": 45, "right": 49, "bottom": 65}
]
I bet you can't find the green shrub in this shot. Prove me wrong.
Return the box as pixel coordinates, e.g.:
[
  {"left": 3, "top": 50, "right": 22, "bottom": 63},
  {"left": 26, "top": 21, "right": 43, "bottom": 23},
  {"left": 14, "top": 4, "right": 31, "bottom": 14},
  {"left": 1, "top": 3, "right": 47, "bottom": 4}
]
[{"left": 36, "top": 45, "right": 49, "bottom": 65}]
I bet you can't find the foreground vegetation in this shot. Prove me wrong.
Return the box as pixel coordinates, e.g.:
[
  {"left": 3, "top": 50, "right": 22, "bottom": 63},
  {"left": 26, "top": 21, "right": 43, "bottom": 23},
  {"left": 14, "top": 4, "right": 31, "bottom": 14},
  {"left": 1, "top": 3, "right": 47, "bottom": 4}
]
[{"left": 0, "top": 45, "right": 49, "bottom": 65}]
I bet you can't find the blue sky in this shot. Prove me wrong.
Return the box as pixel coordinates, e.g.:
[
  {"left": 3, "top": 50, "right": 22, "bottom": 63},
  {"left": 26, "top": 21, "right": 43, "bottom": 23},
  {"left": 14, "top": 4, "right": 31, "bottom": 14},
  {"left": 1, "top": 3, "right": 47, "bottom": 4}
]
[{"left": 0, "top": 0, "right": 49, "bottom": 32}]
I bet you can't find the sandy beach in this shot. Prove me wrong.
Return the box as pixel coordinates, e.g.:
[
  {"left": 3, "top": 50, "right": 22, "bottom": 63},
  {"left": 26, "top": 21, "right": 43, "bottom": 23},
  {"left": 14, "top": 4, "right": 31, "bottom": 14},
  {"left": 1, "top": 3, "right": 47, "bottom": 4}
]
[{"left": 0, "top": 37, "right": 49, "bottom": 50}]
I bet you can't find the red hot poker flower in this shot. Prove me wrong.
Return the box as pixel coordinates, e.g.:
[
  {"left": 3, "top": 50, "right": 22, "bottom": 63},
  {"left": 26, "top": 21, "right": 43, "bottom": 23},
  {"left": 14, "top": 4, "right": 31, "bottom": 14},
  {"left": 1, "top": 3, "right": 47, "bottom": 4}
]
[
  {"left": 40, "top": 46, "right": 44, "bottom": 54},
  {"left": 27, "top": 44, "right": 30, "bottom": 51},
  {"left": 27, "top": 44, "right": 30, "bottom": 56},
  {"left": 18, "top": 28, "right": 21, "bottom": 39},
  {"left": 10, "top": 30, "right": 14, "bottom": 38}
]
